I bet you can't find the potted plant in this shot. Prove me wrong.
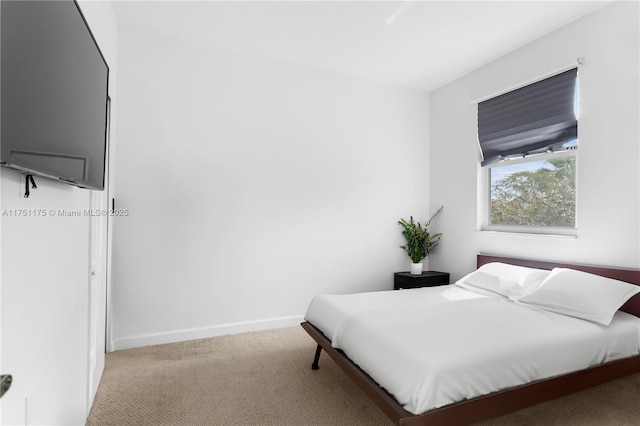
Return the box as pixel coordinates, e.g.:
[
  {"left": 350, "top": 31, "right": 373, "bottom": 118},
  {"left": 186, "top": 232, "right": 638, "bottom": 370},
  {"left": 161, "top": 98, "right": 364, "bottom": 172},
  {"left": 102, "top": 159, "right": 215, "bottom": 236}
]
[{"left": 398, "top": 206, "right": 443, "bottom": 274}]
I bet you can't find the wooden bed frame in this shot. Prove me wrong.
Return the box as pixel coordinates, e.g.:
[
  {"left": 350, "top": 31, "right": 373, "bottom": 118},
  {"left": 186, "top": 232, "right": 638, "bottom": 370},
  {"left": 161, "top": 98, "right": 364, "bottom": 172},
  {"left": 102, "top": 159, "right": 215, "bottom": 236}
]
[{"left": 300, "top": 254, "right": 640, "bottom": 426}]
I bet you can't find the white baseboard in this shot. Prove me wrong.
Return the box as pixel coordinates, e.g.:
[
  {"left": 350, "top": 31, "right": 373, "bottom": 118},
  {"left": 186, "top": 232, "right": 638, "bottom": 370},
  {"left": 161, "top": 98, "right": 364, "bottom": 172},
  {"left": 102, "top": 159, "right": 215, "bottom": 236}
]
[{"left": 111, "top": 314, "right": 305, "bottom": 351}]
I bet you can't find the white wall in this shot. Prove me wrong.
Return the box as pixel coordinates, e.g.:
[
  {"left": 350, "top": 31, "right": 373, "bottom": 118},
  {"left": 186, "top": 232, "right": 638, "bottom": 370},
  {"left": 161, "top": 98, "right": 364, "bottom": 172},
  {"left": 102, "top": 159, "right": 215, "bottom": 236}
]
[
  {"left": 111, "top": 27, "right": 431, "bottom": 349},
  {"left": 0, "top": 2, "right": 117, "bottom": 424},
  {"left": 429, "top": 1, "right": 640, "bottom": 280}
]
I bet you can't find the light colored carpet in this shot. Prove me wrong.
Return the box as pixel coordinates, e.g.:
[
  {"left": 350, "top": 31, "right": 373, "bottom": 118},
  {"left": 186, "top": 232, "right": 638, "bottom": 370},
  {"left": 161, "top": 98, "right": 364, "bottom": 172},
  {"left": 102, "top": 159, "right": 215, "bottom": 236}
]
[{"left": 87, "top": 326, "right": 640, "bottom": 426}]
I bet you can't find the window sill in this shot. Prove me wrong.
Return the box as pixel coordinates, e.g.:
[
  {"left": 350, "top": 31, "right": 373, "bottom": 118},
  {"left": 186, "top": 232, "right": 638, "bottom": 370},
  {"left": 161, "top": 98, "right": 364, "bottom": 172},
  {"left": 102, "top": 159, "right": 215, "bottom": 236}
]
[{"left": 479, "top": 227, "right": 577, "bottom": 238}]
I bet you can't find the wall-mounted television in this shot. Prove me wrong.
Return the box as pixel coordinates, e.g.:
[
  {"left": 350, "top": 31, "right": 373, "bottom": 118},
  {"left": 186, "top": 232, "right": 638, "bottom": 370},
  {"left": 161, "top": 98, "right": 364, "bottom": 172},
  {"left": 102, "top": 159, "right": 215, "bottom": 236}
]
[{"left": 1, "top": 0, "right": 109, "bottom": 190}]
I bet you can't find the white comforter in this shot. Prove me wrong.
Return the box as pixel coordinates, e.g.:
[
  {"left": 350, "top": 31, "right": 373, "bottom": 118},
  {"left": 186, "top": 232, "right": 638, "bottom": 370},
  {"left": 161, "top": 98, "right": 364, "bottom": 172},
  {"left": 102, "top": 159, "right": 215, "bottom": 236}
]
[{"left": 304, "top": 285, "right": 640, "bottom": 415}]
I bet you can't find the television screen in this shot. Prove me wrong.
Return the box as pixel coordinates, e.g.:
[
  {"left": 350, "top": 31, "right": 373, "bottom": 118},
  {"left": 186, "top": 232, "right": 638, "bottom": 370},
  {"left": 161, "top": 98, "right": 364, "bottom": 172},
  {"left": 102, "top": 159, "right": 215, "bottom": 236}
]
[{"left": 1, "top": 0, "right": 109, "bottom": 190}]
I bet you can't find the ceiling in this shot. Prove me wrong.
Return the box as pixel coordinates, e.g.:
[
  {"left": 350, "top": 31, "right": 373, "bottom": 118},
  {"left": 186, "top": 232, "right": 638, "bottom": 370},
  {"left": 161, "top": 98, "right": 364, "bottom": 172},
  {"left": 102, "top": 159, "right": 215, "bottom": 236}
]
[{"left": 111, "top": 1, "right": 611, "bottom": 91}]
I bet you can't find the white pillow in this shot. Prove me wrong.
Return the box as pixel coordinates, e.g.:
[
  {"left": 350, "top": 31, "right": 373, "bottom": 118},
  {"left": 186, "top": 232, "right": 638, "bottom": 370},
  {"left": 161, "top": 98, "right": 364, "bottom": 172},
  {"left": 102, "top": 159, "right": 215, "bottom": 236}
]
[
  {"left": 455, "top": 262, "right": 550, "bottom": 298},
  {"left": 517, "top": 268, "right": 640, "bottom": 326}
]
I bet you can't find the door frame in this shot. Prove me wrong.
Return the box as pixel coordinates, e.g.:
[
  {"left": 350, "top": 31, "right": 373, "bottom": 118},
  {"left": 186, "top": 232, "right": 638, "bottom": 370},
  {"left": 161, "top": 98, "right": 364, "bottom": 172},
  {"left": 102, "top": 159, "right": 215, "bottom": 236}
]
[{"left": 87, "top": 96, "right": 113, "bottom": 412}]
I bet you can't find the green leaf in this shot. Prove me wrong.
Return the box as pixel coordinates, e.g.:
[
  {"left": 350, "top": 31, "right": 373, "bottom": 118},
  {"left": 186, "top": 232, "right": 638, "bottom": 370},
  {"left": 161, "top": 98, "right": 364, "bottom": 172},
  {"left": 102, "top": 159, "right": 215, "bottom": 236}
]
[{"left": 398, "top": 206, "right": 443, "bottom": 263}]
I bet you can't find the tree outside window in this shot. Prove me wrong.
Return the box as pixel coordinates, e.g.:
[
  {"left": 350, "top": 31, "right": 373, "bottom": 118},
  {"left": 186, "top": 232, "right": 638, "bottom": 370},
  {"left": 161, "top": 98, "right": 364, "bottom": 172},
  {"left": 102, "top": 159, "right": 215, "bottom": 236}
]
[{"left": 489, "top": 155, "right": 576, "bottom": 228}]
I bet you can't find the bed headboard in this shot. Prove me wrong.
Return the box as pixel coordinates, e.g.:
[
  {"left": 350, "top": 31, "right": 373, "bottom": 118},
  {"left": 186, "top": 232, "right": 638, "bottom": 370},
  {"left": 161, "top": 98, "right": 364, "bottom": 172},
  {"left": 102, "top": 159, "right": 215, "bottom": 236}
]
[{"left": 477, "top": 254, "right": 640, "bottom": 318}]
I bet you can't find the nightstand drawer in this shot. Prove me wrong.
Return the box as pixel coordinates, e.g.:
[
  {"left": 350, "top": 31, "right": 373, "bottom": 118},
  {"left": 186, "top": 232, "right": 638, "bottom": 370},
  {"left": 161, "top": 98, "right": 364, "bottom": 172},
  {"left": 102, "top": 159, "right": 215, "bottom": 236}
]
[{"left": 394, "top": 271, "right": 450, "bottom": 290}]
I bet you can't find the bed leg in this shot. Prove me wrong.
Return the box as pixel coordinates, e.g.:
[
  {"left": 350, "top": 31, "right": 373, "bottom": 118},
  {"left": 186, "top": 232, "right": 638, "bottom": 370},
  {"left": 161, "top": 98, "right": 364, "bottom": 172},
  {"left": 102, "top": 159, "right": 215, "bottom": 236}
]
[{"left": 311, "top": 344, "right": 322, "bottom": 370}]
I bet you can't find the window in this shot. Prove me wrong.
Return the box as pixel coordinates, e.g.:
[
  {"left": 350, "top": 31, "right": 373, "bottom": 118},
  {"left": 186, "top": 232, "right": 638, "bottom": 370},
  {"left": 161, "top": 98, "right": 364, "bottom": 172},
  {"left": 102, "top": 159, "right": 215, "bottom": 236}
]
[
  {"left": 485, "top": 149, "right": 576, "bottom": 232},
  {"left": 478, "top": 68, "right": 578, "bottom": 235}
]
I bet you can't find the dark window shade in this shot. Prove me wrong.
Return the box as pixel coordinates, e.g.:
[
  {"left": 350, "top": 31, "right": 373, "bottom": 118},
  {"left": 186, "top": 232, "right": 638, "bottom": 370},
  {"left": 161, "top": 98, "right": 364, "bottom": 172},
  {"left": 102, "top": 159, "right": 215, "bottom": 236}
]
[{"left": 478, "top": 68, "right": 577, "bottom": 167}]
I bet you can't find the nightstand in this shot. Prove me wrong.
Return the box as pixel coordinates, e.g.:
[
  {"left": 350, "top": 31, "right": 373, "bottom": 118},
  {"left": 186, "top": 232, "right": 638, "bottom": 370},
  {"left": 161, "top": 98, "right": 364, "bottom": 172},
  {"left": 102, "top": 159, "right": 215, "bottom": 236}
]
[{"left": 394, "top": 271, "right": 450, "bottom": 290}]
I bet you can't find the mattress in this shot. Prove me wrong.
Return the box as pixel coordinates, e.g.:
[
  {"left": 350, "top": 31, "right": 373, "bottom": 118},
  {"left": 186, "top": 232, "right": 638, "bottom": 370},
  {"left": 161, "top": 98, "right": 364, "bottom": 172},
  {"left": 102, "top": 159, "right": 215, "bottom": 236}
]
[{"left": 304, "top": 285, "right": 640, "bottom": 415}]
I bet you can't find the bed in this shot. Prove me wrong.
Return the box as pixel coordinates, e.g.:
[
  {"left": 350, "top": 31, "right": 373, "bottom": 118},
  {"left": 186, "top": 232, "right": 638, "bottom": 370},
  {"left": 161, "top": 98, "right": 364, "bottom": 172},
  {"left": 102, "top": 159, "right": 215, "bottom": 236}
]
[{"left": 300, "top": 254, "right": 640, "bottom": 426}]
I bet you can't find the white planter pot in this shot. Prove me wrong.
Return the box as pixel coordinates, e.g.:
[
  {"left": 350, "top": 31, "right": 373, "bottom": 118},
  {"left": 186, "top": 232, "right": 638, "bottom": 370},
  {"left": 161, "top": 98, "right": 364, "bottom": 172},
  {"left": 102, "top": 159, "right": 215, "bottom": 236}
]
[{"left": 410, "top": 263, "right": 423, "bottom": 275}]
